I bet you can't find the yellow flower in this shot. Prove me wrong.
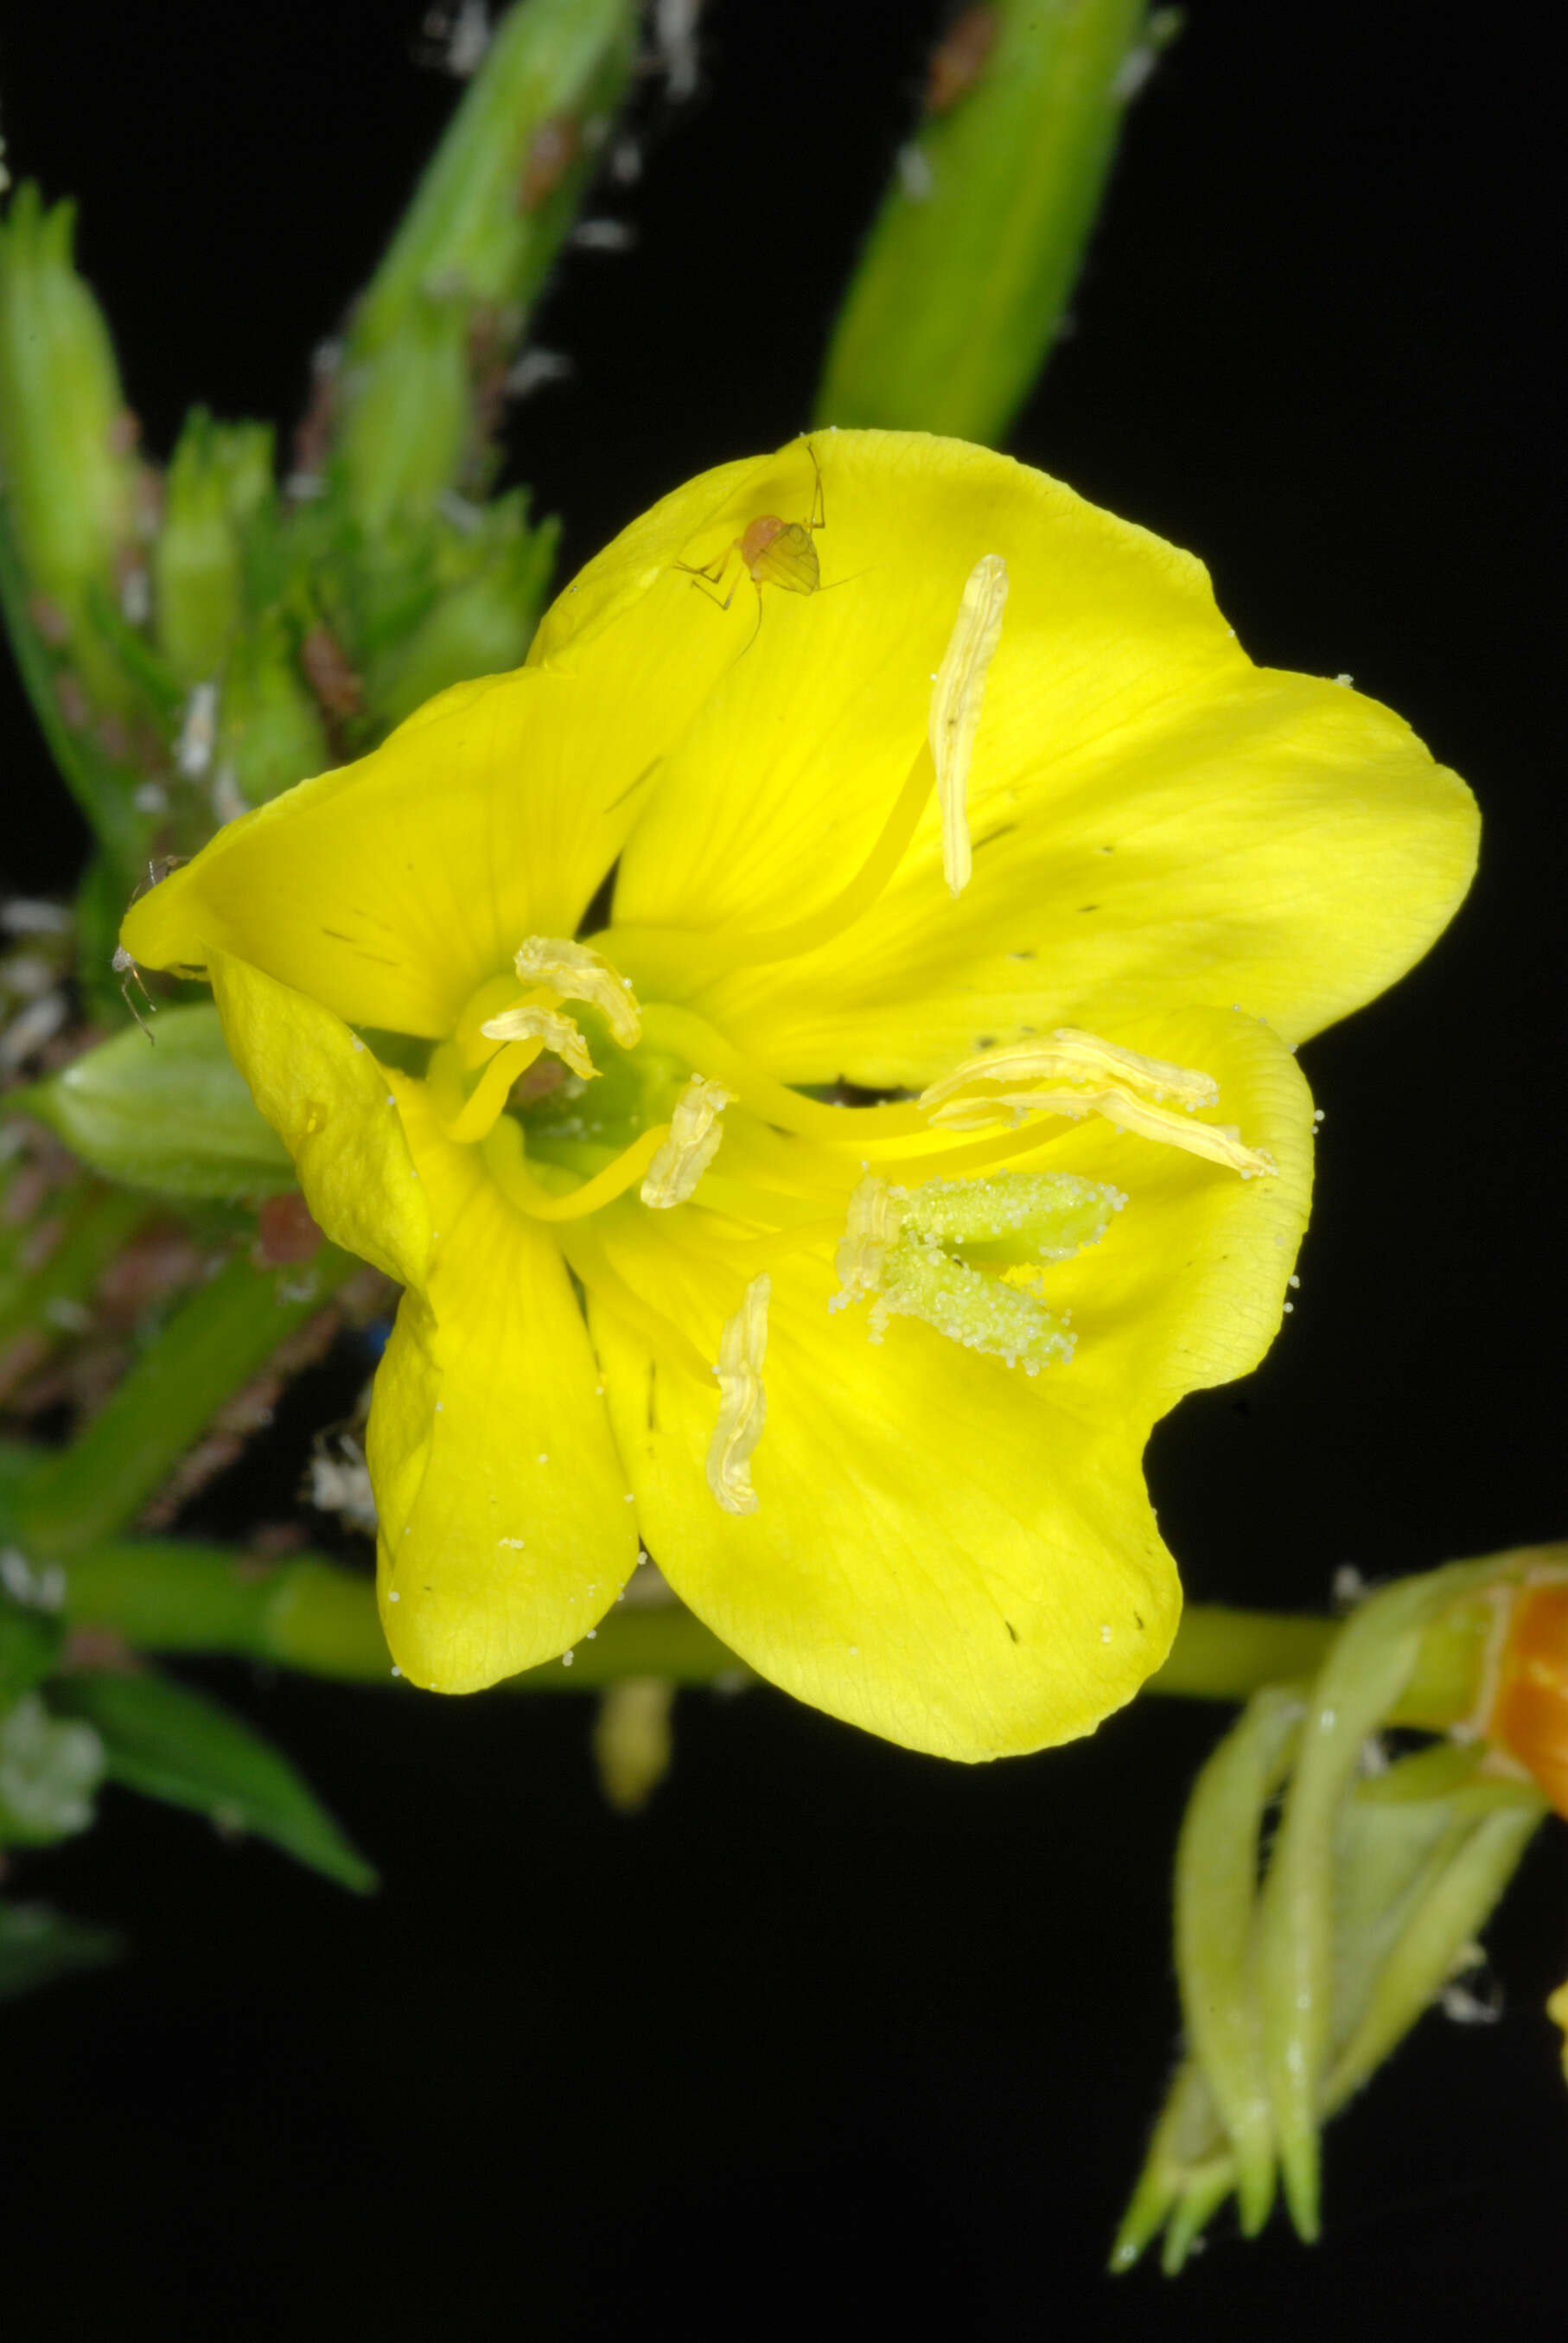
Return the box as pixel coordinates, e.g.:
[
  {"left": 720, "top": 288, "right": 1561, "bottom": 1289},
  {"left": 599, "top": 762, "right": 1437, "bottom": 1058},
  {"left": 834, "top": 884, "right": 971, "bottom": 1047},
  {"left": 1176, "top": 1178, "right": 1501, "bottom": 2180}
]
[{"left": 120, "top": 433, "right": 1475, "bottom": 1758}]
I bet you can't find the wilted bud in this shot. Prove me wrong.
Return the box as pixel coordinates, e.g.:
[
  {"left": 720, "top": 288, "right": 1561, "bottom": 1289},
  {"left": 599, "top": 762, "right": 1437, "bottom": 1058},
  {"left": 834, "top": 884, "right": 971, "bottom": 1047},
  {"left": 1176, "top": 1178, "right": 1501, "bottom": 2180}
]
[
  {"left": 1477, "top": 1574, "right": 1568, "bottom": 1818},
  {"left": 1114, "top": 1548, "right": 1561, "bottom": 2274},
  {"left": 152, "top": 406, "right": 276, "bottom": 682},
  {"left": 0, "top": 182, "right": 139, "bottom": 619},
  {"left": 15, "top": 1001, "right": 295, "bottom": 1199}
]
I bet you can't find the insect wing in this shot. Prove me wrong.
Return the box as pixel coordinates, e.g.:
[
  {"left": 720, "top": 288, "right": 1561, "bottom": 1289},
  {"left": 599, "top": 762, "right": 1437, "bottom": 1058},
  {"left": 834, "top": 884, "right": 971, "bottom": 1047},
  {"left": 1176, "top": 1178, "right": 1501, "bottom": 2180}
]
[{"left": 753, "top": 521, "right": 820, "bottom": 596}]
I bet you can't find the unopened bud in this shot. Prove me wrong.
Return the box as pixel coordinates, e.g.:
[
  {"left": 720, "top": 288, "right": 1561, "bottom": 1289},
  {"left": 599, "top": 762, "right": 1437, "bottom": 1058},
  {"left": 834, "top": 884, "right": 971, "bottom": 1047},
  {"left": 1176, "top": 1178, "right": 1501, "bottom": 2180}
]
[
  {"left": 0, "top": 182, "right": 139, "bottom": 618},
  {"left": 152, "top": 406, "right": 275, "bottom": 682},
  {"left": 16, "top": 1001, "right": 296, "bottom": 1199}
]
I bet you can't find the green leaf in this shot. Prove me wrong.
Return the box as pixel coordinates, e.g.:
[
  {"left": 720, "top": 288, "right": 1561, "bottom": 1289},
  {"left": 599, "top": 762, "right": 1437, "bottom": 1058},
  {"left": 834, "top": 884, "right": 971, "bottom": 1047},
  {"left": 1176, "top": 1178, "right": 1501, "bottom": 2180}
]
[
  {"left": 0, "top": 1898, "right": 121, "bottom": 2001},
  {"left": 53, "top": 1668, "right": 377, "bottom": 1893},
  {"left": 13, "top": 1002, "right": 296, "bottom": 1199}
]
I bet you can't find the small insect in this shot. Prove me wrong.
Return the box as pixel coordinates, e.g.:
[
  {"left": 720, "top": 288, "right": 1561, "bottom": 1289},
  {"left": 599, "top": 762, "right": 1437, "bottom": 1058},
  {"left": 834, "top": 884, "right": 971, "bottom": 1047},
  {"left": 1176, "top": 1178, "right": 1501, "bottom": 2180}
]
[
  {"left": 674, "top": 441, "right": 826, "bottom": 643},
  {"left": 113, "top": 855, "right": 187, "bottom": 1039}
]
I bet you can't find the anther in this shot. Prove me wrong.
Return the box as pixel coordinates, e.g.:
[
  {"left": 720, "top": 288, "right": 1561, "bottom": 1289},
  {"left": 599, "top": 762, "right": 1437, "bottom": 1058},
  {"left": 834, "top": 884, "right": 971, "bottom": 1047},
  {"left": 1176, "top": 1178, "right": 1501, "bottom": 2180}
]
[
  {"left": 919, "top": 1028, "right": 1275, "bottom": 1178},
  {"left": 510, "top": 935, "right": 642, "bottom": 1049},
  {"left": 930, "top": 553, "right": 1008, "bottom": 897},
  {"left": 478, "top": 1001, "right": 598, "bottom": 1081},
  {"left": 641, "top": 1075, "right": 730, "bottom": 1208},
  {"left": 706, "top": 1273, "right": 771, "bottom": 1516}
]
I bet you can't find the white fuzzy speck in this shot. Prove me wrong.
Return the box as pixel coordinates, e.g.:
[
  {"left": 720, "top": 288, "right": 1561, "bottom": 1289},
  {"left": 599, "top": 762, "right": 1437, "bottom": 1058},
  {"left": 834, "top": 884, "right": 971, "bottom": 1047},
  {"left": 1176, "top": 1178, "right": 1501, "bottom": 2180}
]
[
  {"left": 388, "top": 1590, "right": 399, "bottom": 1603},
  {"left": 538, "top": 1452, "right": 549, "bottom": 1464}
]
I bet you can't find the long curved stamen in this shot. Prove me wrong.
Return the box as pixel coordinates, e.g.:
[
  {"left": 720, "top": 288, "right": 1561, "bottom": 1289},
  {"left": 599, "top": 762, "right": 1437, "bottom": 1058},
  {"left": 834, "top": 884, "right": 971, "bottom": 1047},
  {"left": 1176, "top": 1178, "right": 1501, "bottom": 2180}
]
[
  {"left": 483, "top": 1114, "right": 671, "bottom": 1222},
  {"left": 435, "top": 1036, "right": 544, "bottom": 1145},
  {"left": 921, "top": 1031, "right": 1277, "bottom": 1178}
]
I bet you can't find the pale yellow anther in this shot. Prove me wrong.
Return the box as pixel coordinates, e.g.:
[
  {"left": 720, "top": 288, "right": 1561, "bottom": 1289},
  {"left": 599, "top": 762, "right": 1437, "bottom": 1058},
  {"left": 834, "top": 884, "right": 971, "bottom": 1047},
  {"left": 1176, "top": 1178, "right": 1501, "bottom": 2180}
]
[
  {"left": 920, "top": 1029, "right": 1275, "bottom": 1178},
  {"left": 477, "top": 1003, "right": 598, "bottom": 1082},
  {"left": 705, "top": 1273, "right": 771, "bottom": 1517},
  {"left": 511, "top": 935, "right": 642, "bottom": 1049},
  {"left": 930, "top": 552, "right": 1008, "bottom": 898},
  {"left": 640, "top": 1075, "right": 730, "bottom": 1209},
  {"left": 831, "top": 1174, "right": 906, "bottom": 1309}
]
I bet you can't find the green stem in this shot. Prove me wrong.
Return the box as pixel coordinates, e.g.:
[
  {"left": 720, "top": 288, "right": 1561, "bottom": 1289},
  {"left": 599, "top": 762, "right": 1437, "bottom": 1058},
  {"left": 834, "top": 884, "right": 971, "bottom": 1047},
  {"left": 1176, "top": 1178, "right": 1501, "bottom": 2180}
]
[
  {"left": 1150, "top": 1609, "right": 1337, "bottom": 1703},
  {"left": 61, "top": 1535, "right": 742, "bottom": 1689},
  {"left": 52, "top": 1548, "right": 1507, "bottom": 1729},
  {"left": 13, "top": 1244, "right": 361, "bottom": 1553}
]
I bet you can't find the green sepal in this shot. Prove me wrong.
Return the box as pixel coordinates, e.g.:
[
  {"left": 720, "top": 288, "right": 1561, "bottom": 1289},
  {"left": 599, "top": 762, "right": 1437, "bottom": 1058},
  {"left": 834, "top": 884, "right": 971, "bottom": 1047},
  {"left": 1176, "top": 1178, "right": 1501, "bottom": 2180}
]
[
  {"left": 0, "top": 1899, "right": 121, "bottom": 2001},
  {"left": 14, "top": 1002, "right": 296, "bottom": 1199},
  {"left": 52, "top": 1667, "right": 377, "bottom": 1893}
]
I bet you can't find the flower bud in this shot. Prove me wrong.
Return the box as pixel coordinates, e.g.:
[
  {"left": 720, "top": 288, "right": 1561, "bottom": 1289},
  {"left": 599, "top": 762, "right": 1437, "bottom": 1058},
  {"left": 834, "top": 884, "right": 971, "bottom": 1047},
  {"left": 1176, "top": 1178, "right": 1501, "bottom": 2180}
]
[
  {"left": 152, "top": 406, "right": 275, "bottom": 682},
  {"left": 1482, "top": 1575, "right": 1568, "bottom": 1818},
  {"left": 360, "top": 491, "right": 558, "bottom": 727},
  {"left": 0, "top": 182, "right": 139, "bottom": 619},
  {"left": 214, "top": 610, "right": 332, "bottom": 808},
  {"left": 16, "top": 1002, "right": 296, "bottom": 1200},
  {"left": 816, "top": 0, "right": 1167, "bottom": 442}
]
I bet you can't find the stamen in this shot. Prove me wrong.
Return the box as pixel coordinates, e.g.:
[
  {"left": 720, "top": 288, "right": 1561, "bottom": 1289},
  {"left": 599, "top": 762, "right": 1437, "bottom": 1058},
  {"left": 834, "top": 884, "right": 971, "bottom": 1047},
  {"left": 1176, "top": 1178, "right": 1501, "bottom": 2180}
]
[
  {"left": 511, "top": 935, "right": 642, "bottom": 1050},
  {"left": 832, "top": 1174, "right": 905, "bottom": 1307},
  {"left": 919, "top": 1029, "right": 1276, "bottom": 1178},
  {"left": 706, "top": 1273, "right": 771, "bottom": 1516},
  {"left": 641, "top": 1075, "right": 730, "bottom": 1208},
  {"left": 830, "top": 1170, "right": 1120, "bottom": 1373},
  {"left": 436, "top": 1036, "right": 543, "bottom": 1145},
  {"left": 930, "top": 553, "right": 1008, "bottom": 897},
  {"left": 478, "top": 1002, "right": 598, "bottom": 1082}
]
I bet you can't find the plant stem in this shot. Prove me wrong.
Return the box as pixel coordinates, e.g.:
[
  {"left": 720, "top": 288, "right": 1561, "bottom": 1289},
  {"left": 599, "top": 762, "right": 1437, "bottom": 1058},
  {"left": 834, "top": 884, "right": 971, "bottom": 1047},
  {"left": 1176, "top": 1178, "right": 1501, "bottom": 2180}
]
[
  {"left": 61, "top": 1535, "right": 742, "bottom": 1689},
  {"left": 14, "top": 1245, "right": 361, "bottom": 1553}
]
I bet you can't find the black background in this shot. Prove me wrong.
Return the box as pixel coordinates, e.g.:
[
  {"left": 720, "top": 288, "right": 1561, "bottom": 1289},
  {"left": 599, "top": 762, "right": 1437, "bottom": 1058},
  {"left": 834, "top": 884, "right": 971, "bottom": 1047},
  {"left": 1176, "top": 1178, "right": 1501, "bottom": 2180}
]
[{"left": 2, "top": 3, "right": 1564, "bottom": 2337}]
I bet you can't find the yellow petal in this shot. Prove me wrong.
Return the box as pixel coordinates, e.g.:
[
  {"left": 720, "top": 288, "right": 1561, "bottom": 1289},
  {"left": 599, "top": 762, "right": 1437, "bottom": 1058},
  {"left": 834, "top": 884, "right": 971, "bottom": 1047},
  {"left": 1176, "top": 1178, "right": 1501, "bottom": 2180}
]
[
  {"left": 121, "top": 668, "right": 675, "bottom": 1037},
  {"left": 584, "top": 999, "right": 1307, "bottom": 1759},
  {"left": 558, "top": 432, "right": 1470, "bottom": 1070},
  {"left": 706, "top": 665, "right": 1476, "bottom": 1084},
  {"left": 995, "top": 1005, "right": 1313, "bottom": 1422},
  {"left": 206, "top": 948, "right": 430, "bottom": 1288},
  {"left": 369, "top": 1079, "right": 639, "bottom": 1691},
  {"left": 590, "top": 1208, "right": 1176, "bottom": 1760}
]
